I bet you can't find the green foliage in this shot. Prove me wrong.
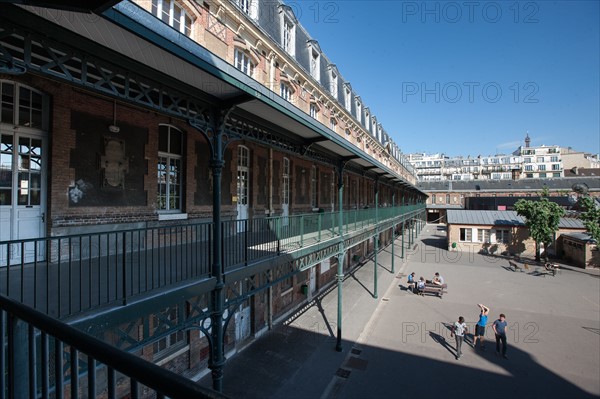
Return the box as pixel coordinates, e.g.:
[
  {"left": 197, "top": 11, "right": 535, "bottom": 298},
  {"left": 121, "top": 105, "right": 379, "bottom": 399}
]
[
  {"left": 578, "top": 196, "right": 600, "bottom": 243},
  {"left": 514, "top": 187, "right": 565, "bottom": 260}
]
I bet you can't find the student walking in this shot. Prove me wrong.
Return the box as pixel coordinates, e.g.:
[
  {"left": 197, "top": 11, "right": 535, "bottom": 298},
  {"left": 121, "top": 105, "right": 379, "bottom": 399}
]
[
  {"left": 451, "top": 316, "right": 468, "bottom": 360},
  {"left": 474, "top": 304, "right": 490, "bottom": 350},
  {"left": 493, "top": 313, "right": 509, "bottom": 359}
]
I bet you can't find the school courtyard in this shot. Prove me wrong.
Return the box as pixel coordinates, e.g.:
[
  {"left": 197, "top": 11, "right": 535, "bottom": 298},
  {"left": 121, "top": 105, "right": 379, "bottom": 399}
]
[{"left": 200, "top": 224, "right": 600, "bottom": 398}]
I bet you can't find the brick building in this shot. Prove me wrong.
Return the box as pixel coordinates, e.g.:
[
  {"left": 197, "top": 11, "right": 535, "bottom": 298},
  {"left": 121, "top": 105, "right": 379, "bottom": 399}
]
[{"left": 0, "top": 0, "right": 426, "bottom": 393}]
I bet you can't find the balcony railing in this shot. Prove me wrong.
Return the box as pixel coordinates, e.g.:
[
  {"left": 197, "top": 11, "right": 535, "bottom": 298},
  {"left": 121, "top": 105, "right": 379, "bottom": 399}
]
[
  {"left": 0, "top": 205, "right": 423, "bottom": 319},
  {"left": 0, "top": 294, "right": 226, "bottom": 399}
]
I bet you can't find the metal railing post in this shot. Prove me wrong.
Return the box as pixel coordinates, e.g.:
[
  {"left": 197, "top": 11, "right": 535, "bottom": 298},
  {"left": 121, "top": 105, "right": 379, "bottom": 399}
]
[{"left": 122, "top": 231, "right": 127, "bottom": 306}]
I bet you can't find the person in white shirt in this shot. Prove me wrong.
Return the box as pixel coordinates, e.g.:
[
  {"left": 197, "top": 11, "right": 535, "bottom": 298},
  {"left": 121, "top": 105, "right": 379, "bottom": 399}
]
[
  {"left": 451, "top": 316, "right": 468, "bottom": 360},
  {"left": 432, "top": 272, "right": 444, "bottom": 285}
]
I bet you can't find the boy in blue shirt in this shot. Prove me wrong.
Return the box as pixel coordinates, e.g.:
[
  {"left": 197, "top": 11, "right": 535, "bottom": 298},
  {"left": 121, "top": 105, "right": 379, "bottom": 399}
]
[{"left": 474, "top": 303, "right": 489, "bottom": 350}]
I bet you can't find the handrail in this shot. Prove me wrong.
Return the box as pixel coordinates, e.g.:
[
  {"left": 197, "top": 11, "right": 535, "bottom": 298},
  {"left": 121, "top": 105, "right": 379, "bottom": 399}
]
[
  {"left": 0, "top": 293, "right": 227, "bottom": 399},
  {"left": 0, "top": 205, "right": 424, "bottom": 319}
]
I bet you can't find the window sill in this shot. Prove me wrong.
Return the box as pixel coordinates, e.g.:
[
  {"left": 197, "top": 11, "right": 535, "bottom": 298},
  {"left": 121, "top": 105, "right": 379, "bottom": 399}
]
[
  {"left": 158, "top": 213, "right": 188, "bottom": 221},
  {"left": 154, "top": 344, "right": 189, "bottom": 366}
]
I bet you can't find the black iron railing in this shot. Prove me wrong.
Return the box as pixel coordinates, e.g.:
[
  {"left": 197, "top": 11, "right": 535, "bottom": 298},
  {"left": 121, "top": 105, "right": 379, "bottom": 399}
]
[{"left": 0, "top": 293, "right": 227, "bottom": 399}]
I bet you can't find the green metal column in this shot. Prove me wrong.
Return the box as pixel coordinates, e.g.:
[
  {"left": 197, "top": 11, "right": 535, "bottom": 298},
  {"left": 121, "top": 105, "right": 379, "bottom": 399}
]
[
  {"left": 401, "top": 219, "right": 405, "bottom": 259},
  {"left": 192, "top": 107, "right": 235, "bottom": 393},
  {"left": 336, "top": 163, "right": 345, "bottom": 352},
  {"left": 209, "top": 131, "right": 226, "bottom": 392},
  {"left": 374, "top": 180, "right": 379, "bottom": 299},
  {"left": 391, "top": 194, "right": 395, "bottom": 273},
  {"left": 10, "top": 319, "right": 29, "bottom": 398}
]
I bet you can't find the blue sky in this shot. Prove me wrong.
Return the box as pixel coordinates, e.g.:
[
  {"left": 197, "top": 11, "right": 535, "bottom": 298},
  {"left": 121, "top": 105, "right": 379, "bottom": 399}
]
[{"left": 293, "top": 0, "right": 600, "bottom": 157}]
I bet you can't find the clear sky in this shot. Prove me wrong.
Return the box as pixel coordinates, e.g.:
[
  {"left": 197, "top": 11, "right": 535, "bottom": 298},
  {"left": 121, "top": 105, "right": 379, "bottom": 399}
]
[{"left": 292, "top": 0, "right": 600, "bottom": 158}]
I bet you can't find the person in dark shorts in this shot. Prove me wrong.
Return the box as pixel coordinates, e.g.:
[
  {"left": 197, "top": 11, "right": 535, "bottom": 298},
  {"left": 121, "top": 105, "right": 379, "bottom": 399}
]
[
  {"left": 493, "top": 313, "right": 508, "bottom": 359},
  {"left": 474, "top": 303, "right": 490, "bottom": 350}
]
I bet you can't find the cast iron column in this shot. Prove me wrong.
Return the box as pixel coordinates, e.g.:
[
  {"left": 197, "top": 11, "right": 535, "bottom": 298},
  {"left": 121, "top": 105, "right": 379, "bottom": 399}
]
[
  {"left": 209, "top": 131, "right": 226, "bottom": 392},
  {"left": 391, "top": 193, "right": 395, "bottom": 273}
]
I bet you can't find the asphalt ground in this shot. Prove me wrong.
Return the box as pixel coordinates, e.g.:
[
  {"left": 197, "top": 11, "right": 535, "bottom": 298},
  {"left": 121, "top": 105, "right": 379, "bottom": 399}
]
[{"left": 199, "top": 224, "right": 600, "bottom": 399}]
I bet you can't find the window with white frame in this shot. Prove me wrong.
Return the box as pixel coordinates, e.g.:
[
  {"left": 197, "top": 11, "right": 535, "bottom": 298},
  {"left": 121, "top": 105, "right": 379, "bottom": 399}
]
[
  {"left": 282, "top": 17, "right": 295, "bottom": 56},
  {"left": 525, "top": 165, "right": 533, "bottom": 171},
  {"left": 551, "top": 156, "right": 559, "bottom": 162},
  {"left": 552, "top": 164, "right": 560, "bottom": 170},
  {"left": 539, "top": 172, "right": 547, "bottom": 178},
  {"left": 152, "top": 305, "right": 186, "bottom": 360},
  {"left": 280, "top": 82, "right": 292, "bottom": 102},
  {"left": 446, "top": 194, "right": 450, "bottom": 204},
  {"left": 282, "top": 157, "right": 290, "bottom": 206},
  {"left": 157, "top": 125, "right": 183, "bottom": 212},
  {"left": 524, "top": 157, "right": 532, "bottom": 163},
  {"left": 344, "top": 87, "right": 351, "bottom": 111},
  {"left": 152, "top": 0, "right": 192, "bottom": 36},
  {"left": 310, "top": 103, "right": 318, "bottom": 119},
  {"left": 310, "top": 49, "right": 320, "bottom": 81},
  {"left": 459, "top": 228, "right": 472, "bottom": 242},
  {"left": 537, "top": 156, "right": 544, "bottom": 163},
  {"left": 329, "top": 69, "right": 338, "bottom": 99},
  {"left": 553, "top": 172, "right": 560, "bottom": 177},
  {"left": 311, "top": 165, "right": 318, "bottom": 208},
  {"left": 330, "top": 118, "right": 337, "bottom": 132},
  {"left": 234, "top": 49, "right": 254, "bottom": 77},
  {"left": 495, "top": 229, "right": 510, "bottom": 244},
  {"left": 477, "top": 229, "right": 490, "bottom": 243},
  {"left": 538, "top": 164, "right": 546, "bottom": 171},
  {"left": 237, "top": 0, "right": 258, "bottom": 19}
]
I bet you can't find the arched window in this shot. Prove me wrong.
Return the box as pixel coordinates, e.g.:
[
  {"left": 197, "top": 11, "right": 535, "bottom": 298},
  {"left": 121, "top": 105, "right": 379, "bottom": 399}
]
[
  {"left": 234, "top": 48, "right": 256, "bottom": 77},
  {"left": 157, "top": 124, "right": 183, "bottom": 211}
]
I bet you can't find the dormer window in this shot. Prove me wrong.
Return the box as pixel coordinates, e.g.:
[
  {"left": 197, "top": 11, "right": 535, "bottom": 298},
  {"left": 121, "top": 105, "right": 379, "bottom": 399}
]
[
  {"left": 282, "top": 18, "right": 295, "bottom": 55},
  {"left": 152, "top": 0, "right": 192, "bottom": 36},
  {"left": 329, "top": 69, "right": 338, "bottom": 99},
  {"left": 355, "top": 99, "right": 362, "bottom": 124},
  {"left": 344, "top": 86, "right": 351, "bottom": 111}
]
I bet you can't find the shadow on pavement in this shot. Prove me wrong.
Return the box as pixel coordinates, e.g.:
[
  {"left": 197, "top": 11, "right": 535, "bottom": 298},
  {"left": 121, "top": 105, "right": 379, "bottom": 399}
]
[{"left": 199, "top": 322, "right": 596, "bottom": 399}]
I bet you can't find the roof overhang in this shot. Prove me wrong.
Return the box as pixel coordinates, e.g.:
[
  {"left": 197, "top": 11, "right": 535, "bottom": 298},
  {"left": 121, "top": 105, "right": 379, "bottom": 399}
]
[{"left": 6, "top": 2, "right": 425, "bottom": 195}]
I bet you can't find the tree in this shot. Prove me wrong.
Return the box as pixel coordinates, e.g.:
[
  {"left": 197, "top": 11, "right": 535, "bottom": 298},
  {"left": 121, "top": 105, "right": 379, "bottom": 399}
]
[
  {"left": 514, "top": 188, "right": 565, "bottom": 262},
  {"left": 578, "top": 196, "right": 600, "bottom": 243}
]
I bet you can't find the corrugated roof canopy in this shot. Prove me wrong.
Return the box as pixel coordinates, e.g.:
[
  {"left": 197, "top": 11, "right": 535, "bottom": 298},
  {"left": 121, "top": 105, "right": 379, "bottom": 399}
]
[{"left": 447, "top": 210, "right": 585, "bottom": 229}]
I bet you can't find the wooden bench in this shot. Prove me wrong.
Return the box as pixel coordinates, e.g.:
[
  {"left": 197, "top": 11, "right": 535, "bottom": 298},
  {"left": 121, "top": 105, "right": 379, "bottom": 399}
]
[
  {"left": 544, "top": 263, "right": 560, "bottom": 276},
  {"left": 508, "top": 260, "right": 522, "bottom": 272},
  {"left": 418, "top": 283, "right": 448, "bottom": 298}
]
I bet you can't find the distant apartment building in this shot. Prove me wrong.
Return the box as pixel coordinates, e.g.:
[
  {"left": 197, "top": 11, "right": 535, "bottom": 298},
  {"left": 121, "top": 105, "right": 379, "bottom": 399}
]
[{"left": 408, "top": 134, "right": 598, "bottom": 181}]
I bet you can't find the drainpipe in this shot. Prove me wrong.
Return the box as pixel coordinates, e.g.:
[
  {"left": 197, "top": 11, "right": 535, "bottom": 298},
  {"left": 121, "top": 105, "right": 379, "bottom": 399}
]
[
  {"left": 374, "top": 179, "right": 379, "bottom": 299},
  {"left": 336, "top": 162, "right": 345, "bottom": 352},
  {"left": 267, "top": 148, "right": 273, "bottom": 329}
]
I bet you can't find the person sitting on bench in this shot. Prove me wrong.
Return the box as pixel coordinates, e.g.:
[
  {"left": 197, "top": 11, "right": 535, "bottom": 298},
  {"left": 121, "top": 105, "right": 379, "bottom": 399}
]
[
  {"left": 416, "top": 277, "right": 426, "bottom": 293},
  {"left": 407, "top": 272, "right": 416, "bottom": 290},
  {"left": 432, "top": 272, "right": 445, "bottom": 286}
]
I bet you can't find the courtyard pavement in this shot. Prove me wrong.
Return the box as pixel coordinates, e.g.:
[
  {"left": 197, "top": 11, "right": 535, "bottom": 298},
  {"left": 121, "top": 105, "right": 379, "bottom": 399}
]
[{"left": 199, "top": 224, "right": 600, "bottom": 398}]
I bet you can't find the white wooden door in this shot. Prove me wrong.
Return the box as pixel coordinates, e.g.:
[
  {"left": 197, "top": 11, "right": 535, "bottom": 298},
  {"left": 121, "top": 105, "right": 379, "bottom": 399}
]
[
  {"left": 0, "top": 132, "right": 46, "bottom": 266},
  {"left": 282, "top": 157, "right": 289, "bottom": 226}
]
